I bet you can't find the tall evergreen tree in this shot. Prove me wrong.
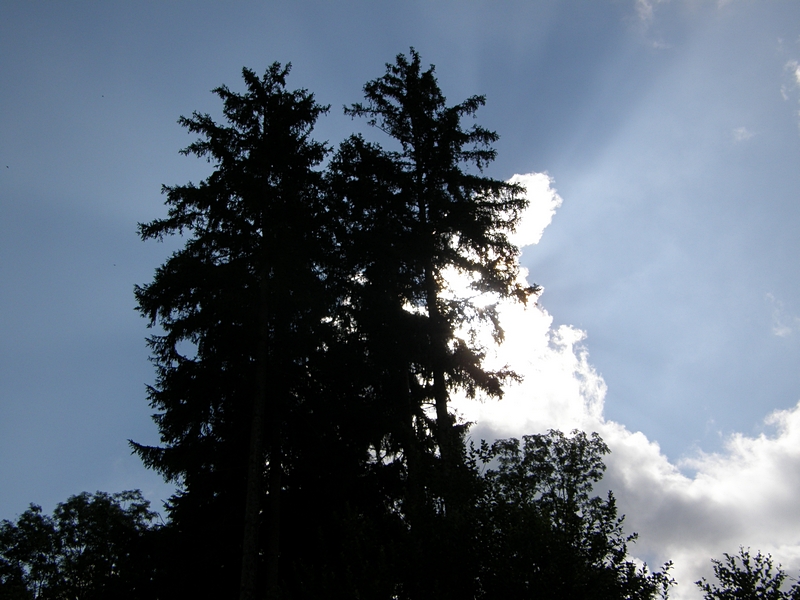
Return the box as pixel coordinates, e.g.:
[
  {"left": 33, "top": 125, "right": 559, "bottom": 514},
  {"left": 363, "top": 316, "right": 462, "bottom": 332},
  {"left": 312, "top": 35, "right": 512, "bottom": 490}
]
[
  {"left": 341, "top": 47, "right": 535, "bottom": 486},
  {"left": 329, "top": 48, "right": 538, "bottom": 598},
  {"left": 132, "top": 64, "right": 330, "bottom": 599}
]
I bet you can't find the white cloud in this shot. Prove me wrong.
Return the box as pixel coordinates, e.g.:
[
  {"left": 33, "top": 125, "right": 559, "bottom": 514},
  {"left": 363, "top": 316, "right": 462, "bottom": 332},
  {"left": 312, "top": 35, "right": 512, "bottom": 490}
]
[
  {"left": 789, "top": 60, "right": 800, "bottom": 87},
  {"left": 643, "top": 405, "right": 800, "bottom": 595},
  {"left": 506, "top": 172, "right": 562, "bottom": 248},
  {"left": 452, "top": 173, "right": 800, "bottom": 599}
]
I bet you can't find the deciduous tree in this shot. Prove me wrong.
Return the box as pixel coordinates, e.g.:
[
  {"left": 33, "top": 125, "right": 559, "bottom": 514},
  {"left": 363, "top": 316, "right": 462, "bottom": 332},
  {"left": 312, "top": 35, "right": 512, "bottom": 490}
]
[
  {"left": 697, "top": 548, "right": 800, "bottom": 600},
  {"left": 471, "top": 430, "right": 673, "bottom": 600},
  {"left": 0, "top": 491, "right": 159, "bottom": 600}
]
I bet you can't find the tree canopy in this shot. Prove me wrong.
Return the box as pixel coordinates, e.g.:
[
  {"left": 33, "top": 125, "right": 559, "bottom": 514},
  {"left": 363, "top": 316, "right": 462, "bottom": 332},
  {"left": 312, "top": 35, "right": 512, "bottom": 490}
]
[
  {"left": 0, "top": 491, "right": 160, "bottom": 600},
  {"left": 470, "top": 431, "right": 672, "bottom": 599},
  {"left": 697, "top": 548, "right": 800, "bottom": 600}
]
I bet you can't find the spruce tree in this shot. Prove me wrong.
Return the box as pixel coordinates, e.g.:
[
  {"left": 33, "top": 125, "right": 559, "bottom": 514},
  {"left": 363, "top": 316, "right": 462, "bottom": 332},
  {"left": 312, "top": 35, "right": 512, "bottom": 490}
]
[
  {"left": 333, "top": 48, "right": 536, "bottom": 597},
  {"left": 134, "top": 51, "right": 540, "bottom": 598},
  {"left": 343, "top": 47, "right": 533, "bottom": 482},
  {"left": 133, "top": 64, "right": 330, "bottom": 599}
]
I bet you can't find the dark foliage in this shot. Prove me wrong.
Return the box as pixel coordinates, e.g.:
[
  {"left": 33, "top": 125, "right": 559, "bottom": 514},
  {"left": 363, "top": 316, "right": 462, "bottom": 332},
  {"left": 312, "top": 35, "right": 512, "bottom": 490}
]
[
  {"left": 123, "top": 49, "right": 673, "bottom": 599},
  {"left": 0, "top": 491, "right": 159, "bottom": 600},
  {"left": 697, "top": 548, "right": 800, "bottom": 600},
  {"left": 469, "top": 430, "right": 673, "bottom": 600},
  {"left": 131, "top": 62, "right": 337, "bottom": 598}
]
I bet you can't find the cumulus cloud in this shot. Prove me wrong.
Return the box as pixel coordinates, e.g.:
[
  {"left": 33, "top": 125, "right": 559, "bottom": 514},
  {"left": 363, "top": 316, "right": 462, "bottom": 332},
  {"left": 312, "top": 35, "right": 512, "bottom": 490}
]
[
  {"left": 635, "top": 405, "right": 800, "bottom": 596},
  {"left": 506, "top": 172, "right": 563, "bottom": 248},
  {"left": 452, "top": 173, "right": 800, "bottom": 599}
]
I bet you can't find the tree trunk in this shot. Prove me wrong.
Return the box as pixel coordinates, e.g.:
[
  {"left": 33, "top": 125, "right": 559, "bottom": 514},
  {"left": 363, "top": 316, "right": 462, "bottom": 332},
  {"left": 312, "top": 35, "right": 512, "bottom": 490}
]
[
  {"left": 239, "top": 274, "right": 270, "bottom": 600},
  {"left": 265, "top": 399, "right": 282, "bottom": 599},
  {"left": 423, "top": 262, "right": 453, "bottom": 470}
]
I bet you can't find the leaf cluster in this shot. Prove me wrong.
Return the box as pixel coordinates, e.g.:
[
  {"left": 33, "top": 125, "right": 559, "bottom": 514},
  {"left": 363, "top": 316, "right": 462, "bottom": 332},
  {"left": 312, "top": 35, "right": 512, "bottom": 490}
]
[{"left": 697, "top": 548, "right": 800, "bottom": 600}]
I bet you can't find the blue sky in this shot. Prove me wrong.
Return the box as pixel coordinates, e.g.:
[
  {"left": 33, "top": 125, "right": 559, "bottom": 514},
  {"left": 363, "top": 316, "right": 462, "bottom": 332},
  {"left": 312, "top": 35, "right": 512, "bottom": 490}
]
[{"left": 2, "top": 2, "right": 800, "bottom": 596}]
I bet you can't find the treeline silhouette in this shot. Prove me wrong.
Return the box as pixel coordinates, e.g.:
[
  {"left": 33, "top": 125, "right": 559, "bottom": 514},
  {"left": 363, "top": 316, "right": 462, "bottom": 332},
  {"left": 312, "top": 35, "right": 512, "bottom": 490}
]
[
  {"left": 1, "top": 433, "right": 674, "bottom": 599},
  {"left": 0, "top": 50, "right": 684, "bottom": 599}
]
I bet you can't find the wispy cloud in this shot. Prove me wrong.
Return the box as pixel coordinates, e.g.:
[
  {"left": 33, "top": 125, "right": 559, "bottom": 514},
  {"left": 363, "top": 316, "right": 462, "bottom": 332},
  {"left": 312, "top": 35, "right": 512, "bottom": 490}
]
[
  {"left": 636, "top": 0, "right": 656, "bottom": 22},
  {"left": 782, "top": 60, "right": 800, "bottom": 131},
  {"left": 452, "top": 173, "right": 800, "bottom": 599},
  {"left": 631, "top": 0, "right": 671, "bottom": 49},
  {"left": 635, "top": 0, "right": 667, "bottom": 23},
  {"left": 767, "top": 293, "right": 799, "bottom": 337},
  {"left": 732, "top": 126, "right": 755, "bottom": 142}
]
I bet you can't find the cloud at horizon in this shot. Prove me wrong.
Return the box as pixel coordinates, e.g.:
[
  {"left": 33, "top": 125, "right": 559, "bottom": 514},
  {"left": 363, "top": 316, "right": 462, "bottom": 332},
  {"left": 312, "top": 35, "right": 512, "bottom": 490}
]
[{"left": 453, "top": 173, "right": 800, "bottom": 599}]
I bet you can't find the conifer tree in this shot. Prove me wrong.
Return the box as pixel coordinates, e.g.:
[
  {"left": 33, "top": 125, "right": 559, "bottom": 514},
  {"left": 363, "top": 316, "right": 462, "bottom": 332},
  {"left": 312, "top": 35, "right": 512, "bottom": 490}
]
[
  {"left": 330, "top": 49, "right": 537, "bottom": 597},
  {"left": 135, "top": 50, "right": 542, "bottom": 598},
  {"left": 342, "top": 48, "right": 534, "bottom": 478},
  {"left": 133, "top": 64, "right": 330, "bottom": 599}
]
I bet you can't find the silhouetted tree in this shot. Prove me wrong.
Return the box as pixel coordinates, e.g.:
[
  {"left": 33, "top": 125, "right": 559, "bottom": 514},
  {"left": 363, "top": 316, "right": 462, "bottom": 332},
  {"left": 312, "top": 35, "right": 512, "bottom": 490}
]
[
  {"left": 0, "top": 491, "right": 159, "bottom": 600},
  {"left": 344, "top": 48, "right": 534, "bottom": 472},
  {"left": 131, "top": 51, "right": 672, "bottom": 600},
  {"left": 470, "top": 430, "right": 673, "bottom": 600},
  {"left": 330, "top": 48, "right": 539, "bottom": 597},
  {"left": 133, "top": 63, "right": 331, "bottom": 599},
  {"left": 696, "top": 548, "right": 800, "bottom": 600}
]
